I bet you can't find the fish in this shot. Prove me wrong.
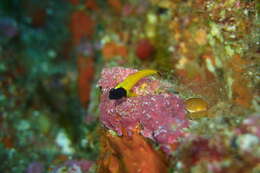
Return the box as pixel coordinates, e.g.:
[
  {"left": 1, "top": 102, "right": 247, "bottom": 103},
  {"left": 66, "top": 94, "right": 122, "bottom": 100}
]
[
  {"left": 109, "top": 69, "right": 159, "bottom": 99},
  {"left": 184, "top": 98, "right": 208, "bottom": 119}
]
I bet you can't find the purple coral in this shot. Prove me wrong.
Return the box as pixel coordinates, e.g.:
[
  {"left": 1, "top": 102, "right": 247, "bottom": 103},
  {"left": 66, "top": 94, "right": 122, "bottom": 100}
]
[
  {"left": 26, "top": 162, "right": 44, "bottom": 173},
  {"left": 0, "top": 17, "right": 18, "bottom": 38},
  {"left": 98, "top": 67, "right": 189, "bottom": 152},
  {"left": 52, "top": 160, "right": 93, "bottom": 173}
]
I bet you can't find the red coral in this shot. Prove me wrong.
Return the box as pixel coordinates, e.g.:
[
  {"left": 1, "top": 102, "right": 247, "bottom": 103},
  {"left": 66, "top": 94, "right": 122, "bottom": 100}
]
[
  {"left": 135, "top": 39, "right": 155, "bottom": 60},
  {"left": 97, "top": 130, "right": 169, "bottom": 173},
  {"left": 187, "top": 138, "right": 224, "bottom": 165},
  {"left": 77, "top": 56, "right": 95, "bottom": 107},
  {"left": 70, "top": 11, "right": 94, "bottom": 45}
]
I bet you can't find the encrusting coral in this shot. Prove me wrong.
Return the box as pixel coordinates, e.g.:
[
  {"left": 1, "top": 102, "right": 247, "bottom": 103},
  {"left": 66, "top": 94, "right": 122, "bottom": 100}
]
[{"left": 97, "top": 67, "right": 190, "bottom": 172}]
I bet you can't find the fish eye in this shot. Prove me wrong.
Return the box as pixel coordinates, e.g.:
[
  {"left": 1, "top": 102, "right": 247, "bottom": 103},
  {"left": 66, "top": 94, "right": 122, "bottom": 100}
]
[{"left": 109, "top": 88, "right": 127, "bottom": 100}]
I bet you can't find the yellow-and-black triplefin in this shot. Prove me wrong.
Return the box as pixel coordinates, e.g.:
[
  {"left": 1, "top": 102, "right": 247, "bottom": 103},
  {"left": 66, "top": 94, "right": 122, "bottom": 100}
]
[{"left": 109, "top": 69, "right": 159, "bottom": 100}]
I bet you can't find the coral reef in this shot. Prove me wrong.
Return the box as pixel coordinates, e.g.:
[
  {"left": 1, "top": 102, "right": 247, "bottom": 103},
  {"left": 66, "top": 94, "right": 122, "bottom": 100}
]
[
  {"left": 0, "top": 0, "right": 258, "bottom": 172},
  {"left": 173, "top": 114, "right": 260, "bottom": 173},
  {"left": 97, "top": 130, "right": 169, "bottom": 173}
]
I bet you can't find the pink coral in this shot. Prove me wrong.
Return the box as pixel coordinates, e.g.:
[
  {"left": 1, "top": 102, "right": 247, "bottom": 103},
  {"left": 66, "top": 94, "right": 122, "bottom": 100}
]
[
  {"left": 235, "top": 114, "right": 260, "bottom": 138},
  {"left": 234, "top": 114, "right": 260, "bottom": 158},
  {"left": 98, "top": 67, "right": 189, "bottom": 152}
]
